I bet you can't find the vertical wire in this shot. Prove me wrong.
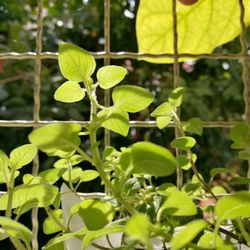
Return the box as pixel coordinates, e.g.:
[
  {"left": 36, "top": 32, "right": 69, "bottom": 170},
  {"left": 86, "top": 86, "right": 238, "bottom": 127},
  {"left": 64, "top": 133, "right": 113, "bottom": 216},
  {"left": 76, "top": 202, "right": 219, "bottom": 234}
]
[
  {"left": 172, "top": 0, "right": 183, "bottom": 190},
  {"left": 32, "top": 0, "right": 43, "bottom": 249},
  {"left": 239, "top": 0, "right": 250, "bottom": 190},
  {"left": 104, "top": 0, "right": 111, "bottom": 147}
]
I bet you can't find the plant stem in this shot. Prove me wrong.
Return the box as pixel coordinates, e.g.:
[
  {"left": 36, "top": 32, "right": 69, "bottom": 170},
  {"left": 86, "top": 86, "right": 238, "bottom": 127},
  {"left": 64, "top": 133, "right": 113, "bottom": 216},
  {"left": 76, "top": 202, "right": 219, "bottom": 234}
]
[
  {"left": 5, "top": 169, "right": 15, "bottom": 218},
  {"left": 236, "top": 218, "right": 250, "bottom": 245},
  {"left": 172, "top": 111, "right": 217, "bottom": 200},
  {"left": 46, "top": 207, "right": 69, "bottom": 233},
  {"left": 10, "top": 237, "right": 27, "bottom": 250}
]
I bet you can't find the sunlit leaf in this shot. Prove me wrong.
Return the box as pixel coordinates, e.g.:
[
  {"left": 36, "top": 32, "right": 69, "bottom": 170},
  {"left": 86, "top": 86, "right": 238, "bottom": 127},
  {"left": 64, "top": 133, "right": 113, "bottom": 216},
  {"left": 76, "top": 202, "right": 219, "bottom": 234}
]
[
  {"left": 157, "top": 183, "right": 177, "bottom": 196},
  {"left": 161, "top": 191, "right": 197, "bottom": 216},
  {"left": 0, "top": 183, "right": 58, "bottom": 210},
  {"left": 197, "top": 232, "right": 225, "bottom": 249},
  {"left": 136, "top": 0, "right": 250, "bottom": 63},
  {"left": 171, "top": 220, "right": 208, "bottom": 250},
  {"left": 0, "top": 216, "right": 32, "bottom": 248},
  {"left": 98, "top": 106, "right": 129, "bottom": 136},
  {"left": 151, "top": 102, "right": 173, "bottom": 117},
  {"left": 54, "top": 81, "right": 85, "bottom": 103},
  {"left": 54, "top": 154, "right": 85, "bottom": 168},
  {"left": 230, "top": 123, "right": 250, "bottom": 149},
  {"left": 97, "top": 65, "right": 127, "bottom": 89},
  {"left": 183, "top": 118, "right": 203, "bottom": 136},
  {"left": 80, "top": 170, "right": 99, "bottom": 182},
  {"left": 78, "top": 199, "right": 115, "bottom": 231},
  {"left": 171, "top": 136, "right": 196, "bottom": 150},
  {"left": 9, "top": 144, "right": 37, "bottom": 169},
  {"left": 112, "top": 85, "right": 153, "bottom": 113},
  {"left": 168, "top": 87, "right": 185, "bottom": 108},
  {"left": 0, "top": 150, "right": 8, "bottom": 173},
  {"left": 125, "top": 214, "right": 150, "bottom": 244},
  {"left": 59, "top": 42, "right": 96, "bottom": 82},
  {"left": 215, "top": 191, "right": 250, "bottom": 223},
  {"left": 39, "top": 168, "right": 67, "bottom": 184},
  {"left": 29, "top": 123, "right": 81, "bottom": 157},
  {"left": 62, "top": 167, "right": 82, "bottom": 183},
  {"left": 131, "top": 141, "right": 177, "bottom": 177},
  {"left": 43, "top": 209, "right": 63, "bottom": 235}
]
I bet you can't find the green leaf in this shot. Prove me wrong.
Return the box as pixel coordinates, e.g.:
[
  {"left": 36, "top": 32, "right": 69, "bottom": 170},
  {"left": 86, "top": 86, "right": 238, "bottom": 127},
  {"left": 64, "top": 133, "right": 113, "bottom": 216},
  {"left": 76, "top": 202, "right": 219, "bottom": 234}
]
[
  {"left": 43, "top": 209, "right": 63, "bottom": 234},
  {"left": 156, "top": 116, "right": 172, "bottom": 129},
  {"left": 80, "top": 170, "right": 99, "bottom": 182},
  {"left": 97, "top": 65, "right": 127, "bottom": 89},
  {"left": 62, "top": 167, "right": 82, "bottom": 183},
  {"left": 58, "top": 42, "right": 96, "bottom": 82},
  {"left": 9, "top": 144, "right": 37, "bottom": 169},
  {"left": 82, "top": 225, "right": 124, "bottom": 250},
  {"left": 125, "top": 214, "right": 150, "bottom": 244},
  {"left": 210, "top": 168, "right": 231, "bottom": 180},
  {"left": 136, "top": 0, "right": 250, "bottom": 63},
  {"left": 183, "top": 118, "right": 203, "bottom": 136},
  {"left": 131, "top": 141, "right": 177, "bottom": 177},
  {"left": 215, "top": 191, "right": 250, "bottom": 223},
  {"left": 0, "top": 183, "right": 58, "bottom": 210},
  {"left": 54, "top": 154, "right": 85, "bottom": 168},
  {"left": 39, "top": 168, "right": 67, "bottom": 184},
  {"left": 197, "top": 232, "right": 224, "bottom": 249},
  {"left": 168, "top": 87, "right": 185, "bottom": 107},
  {"left": 78, "top": 199, "right": 115, "bottom": 231},
  {"left": 211, "top": 186, "right": 227, "bottom": 195},
  {"left": 157, "top": 183, "right": 177, "bottom": 196},
  {"left": 112, "top": 85, "right": 153, "bottom": 113},
  {"left": 0, "top": 216, "right": 32, "bottom": 248},
  {"left": 171, "top": 220, "right": 208, "bottom": 250},
  {"left": 0, "top": 150, "right": 8, "bottom": 172},
  {"left": 151, "top": 102, "right": 173, "bottom": 117},
  {"left": 229, "top": 177, "right": 250, "bottom": 185},
  {"left": 29, "top": 123, "right": 81, "bottom": 157},
  {"left": 161, "top": 191, "right": 197, "bottom": 216},
  {"left": 98, "top": 106, "right": 129, "bottom": 136},
  {"left": 230, "top": 123, "right": 249, "bottom": 149},
  {"left": 14, "top": 199, "right": 41, "bottom": 218},
  {"left": 239, "top": 150, "right": 250, "bottom": 160},
  {"left": 54, "top": 81, "right": 85, "bottom": 103},
  {"left": 171, "top": 136, "right": 196, "bottom": 150}
]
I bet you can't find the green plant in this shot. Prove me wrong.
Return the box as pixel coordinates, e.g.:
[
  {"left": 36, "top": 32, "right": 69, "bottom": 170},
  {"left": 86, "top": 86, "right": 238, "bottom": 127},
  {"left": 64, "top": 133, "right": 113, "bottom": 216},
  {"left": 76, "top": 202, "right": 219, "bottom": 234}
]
[{"left": 0, "top": 42, "right": 250, "bottom": 250}]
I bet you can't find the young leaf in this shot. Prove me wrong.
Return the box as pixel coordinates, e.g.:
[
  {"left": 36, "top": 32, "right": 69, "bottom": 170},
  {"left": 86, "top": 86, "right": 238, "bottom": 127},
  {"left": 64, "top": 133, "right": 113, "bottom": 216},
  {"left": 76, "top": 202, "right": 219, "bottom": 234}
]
[
  {"left": 215, "top": 191, "right": 250, "bottom": 223},
  {"left": 39, "top": 168, "right": 67, "bottom": 184},
  {"left": 54, "top": 154, "right": 85, "bottom": 168},
  {"left": 0, "top": 150, "right": 8, "bottom": 172},
  {"left": 0, "top": 216, "right": 33, "bottom": 248},
  {"left": 80, "top": 170, "right": 99, "bottom": 182},
  {"left": 183, "top": 117, "right": 203, "bottom": 136},
  {"left": 62, "top": 167, "right": 82, "bottom": 183},
  {"left": 230, "top": 123, "right": 249, "bottom": 149},
  {"left": 9, "top": 144, "right": 37, "bottom": 169},
  {"left": 112, "top": 85, "right": 153, "bottom": 113},
  {"left": 98, "top": 106, "right": 129, "bottom": 136},
  {"left": 43, "top": 209, "right": 63, "bottom": 234},
  {"left": 238, "top": 150, "right": 250, "bottom": 160},
  {"left": 54, "top": 81, "right": 85, "bottom": 103},
  {"left": 171, "top": 220, "right": 208, "bottom": 250},
  {"left": 197, "top": 232, "right": 225, "bottom": 249},
  {"left": 131, "top": 141, "right": 176, "bottom": 177},
  {"left": 78, "top": 199, "right": 115, "bottom": 231},
  {"left": 161, "top": 191, "right": 197, "bottom": 216},
  {"left": 97, "top": 65, "right": 127, "bottom": 89},
  {"left": 177, "top": 154, "right": 197, "bottom": 170},
  {"left": 28, "top": 123, "right": 81, "bottom": 157},
  {"left": 156, "top": 116, "right": 172, "bottom": 129},
  {"left": 157, "top": 183, "right": 177, "bottom": 196},
  {"left": 0, "top": 183, "right": 58, "bottom": 210},
  {"left": 125, "top": 214, "right": 150, "bottom": 244},
  {"left": 168, "top": 87, "right": 185, "bottom": 107},
  {"left": 171, "top": 136, "right": 196, "bottom": 150},
  {"left": 151, "top": 102, "right": 173, "bottom": 117},
  {"left": 58, "top": 42, "right": 96, "bottom": 82},
  {"left": 82, "top": 225, "right": 124, "bottom": 250}
]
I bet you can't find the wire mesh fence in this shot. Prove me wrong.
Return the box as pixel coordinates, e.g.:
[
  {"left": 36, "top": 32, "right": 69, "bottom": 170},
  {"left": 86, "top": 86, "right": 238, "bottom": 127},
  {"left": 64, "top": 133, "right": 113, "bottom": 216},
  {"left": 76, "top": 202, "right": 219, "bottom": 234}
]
[{"left": 0, "top": 0, "right": 249, "bottom": 249}]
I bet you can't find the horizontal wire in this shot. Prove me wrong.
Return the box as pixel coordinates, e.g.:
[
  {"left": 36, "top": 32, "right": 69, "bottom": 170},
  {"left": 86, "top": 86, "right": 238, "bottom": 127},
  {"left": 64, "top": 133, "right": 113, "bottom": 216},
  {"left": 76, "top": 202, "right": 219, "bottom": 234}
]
[
  {"left": 0, "top": 51, "right": 249, "bottom": 60},
  {"left": 0, "top": 120, "right": 240, "bottom": 128}
]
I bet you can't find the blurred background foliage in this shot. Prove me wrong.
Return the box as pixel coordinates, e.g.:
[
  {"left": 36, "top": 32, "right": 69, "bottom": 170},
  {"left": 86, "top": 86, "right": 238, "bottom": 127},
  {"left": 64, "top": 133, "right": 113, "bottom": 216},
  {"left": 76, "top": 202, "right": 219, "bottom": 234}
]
[
  {"left": 0, "top": 0, "right": 250, "bottom": 248},
  {"left": 0, "top": 0, "right": 249, "bottom": 192}
]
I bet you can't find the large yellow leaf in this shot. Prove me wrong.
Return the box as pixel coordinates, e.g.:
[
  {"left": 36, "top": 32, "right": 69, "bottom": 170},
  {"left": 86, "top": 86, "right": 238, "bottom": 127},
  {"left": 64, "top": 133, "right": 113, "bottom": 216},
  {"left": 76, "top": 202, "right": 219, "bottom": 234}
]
[{"left": 136, "top": 0, "right": 250, "bottom": 63}]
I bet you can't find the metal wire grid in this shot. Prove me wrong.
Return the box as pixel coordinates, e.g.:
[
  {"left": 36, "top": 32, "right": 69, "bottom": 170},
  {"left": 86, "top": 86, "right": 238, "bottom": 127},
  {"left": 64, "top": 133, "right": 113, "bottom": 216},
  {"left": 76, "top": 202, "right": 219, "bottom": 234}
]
[{"left": 0, "top": 0, "right": 249, "bottom": 249}]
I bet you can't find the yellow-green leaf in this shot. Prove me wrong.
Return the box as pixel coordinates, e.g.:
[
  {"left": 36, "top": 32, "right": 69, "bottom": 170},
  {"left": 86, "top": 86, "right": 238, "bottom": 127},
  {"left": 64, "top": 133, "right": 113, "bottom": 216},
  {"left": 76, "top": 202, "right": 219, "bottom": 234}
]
[
  {"left": 136, "top": 0, "right": 250, "bottom": 63},
  {"left": 54, "top": 81, "right": 85, "bottom": 103}
]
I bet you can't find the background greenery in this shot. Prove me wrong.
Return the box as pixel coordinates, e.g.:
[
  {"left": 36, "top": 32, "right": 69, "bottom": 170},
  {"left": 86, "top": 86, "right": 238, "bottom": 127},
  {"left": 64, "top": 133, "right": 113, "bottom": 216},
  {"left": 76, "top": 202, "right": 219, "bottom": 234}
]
[{"left": 0, "top": 0, "right": 249, "bottom": 248}]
